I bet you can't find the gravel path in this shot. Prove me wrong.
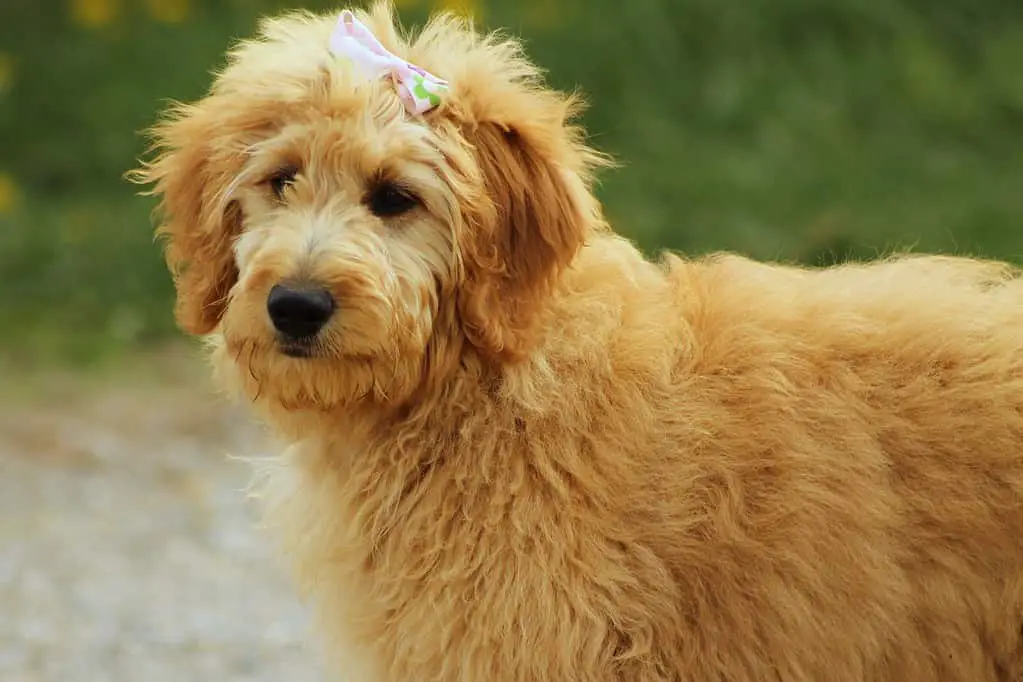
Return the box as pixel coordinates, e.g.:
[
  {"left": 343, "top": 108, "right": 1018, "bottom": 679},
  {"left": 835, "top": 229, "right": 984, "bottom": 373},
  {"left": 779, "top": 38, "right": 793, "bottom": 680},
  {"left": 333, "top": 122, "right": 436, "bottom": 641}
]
[{"left": 0, "top": 352, "right": 325, "bottom": 682}]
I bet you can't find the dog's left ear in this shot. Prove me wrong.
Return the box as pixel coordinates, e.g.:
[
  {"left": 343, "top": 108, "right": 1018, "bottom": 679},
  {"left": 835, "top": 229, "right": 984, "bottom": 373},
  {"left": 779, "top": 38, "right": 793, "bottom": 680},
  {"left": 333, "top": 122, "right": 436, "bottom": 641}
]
[
  {"left": 454, "top": 94, "right": 606, "bottom": 363},
  {"left": 130, "top": 98, "right": 253, "bottom": 335}
]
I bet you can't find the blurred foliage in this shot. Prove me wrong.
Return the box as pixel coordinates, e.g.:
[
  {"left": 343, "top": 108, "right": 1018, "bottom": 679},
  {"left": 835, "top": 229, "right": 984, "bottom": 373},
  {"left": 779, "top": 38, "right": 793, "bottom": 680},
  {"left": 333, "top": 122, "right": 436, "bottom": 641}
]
[{"left": 1, "top": 0, "right": 1022, "bottom": 365}]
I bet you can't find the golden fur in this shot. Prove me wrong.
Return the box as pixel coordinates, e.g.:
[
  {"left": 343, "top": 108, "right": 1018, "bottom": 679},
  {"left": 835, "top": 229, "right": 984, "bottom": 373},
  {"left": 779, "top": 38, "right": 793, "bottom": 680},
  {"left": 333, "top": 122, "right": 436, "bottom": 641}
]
[{"left": 133, "top": 3, "right": 1023, "bottom": 680}]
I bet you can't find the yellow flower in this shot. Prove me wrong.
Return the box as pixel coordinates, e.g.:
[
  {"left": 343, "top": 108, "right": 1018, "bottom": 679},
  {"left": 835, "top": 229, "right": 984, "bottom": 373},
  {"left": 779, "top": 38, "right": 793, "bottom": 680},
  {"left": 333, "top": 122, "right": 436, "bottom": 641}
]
[
  {"left": 0, "top": 173, "right": 20, "bottom": 214},
  {"left": 70, "top": 0, "right": 119, "bottom": 28},
  {"left": 0, "top": 54, "right": 13, "bottom": 95},
  {"left": 145, "top": 0, "right": 190, "bottom": 25},
  {"left": 435, "top": 0, "right": 481, "bottom": 19}
]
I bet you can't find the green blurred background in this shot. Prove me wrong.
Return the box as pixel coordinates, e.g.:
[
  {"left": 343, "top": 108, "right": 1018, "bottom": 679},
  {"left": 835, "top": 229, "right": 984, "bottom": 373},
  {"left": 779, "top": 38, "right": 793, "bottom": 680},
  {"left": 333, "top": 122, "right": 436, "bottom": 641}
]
[{"left": 2, "top": 0, "right": 1022, "bottom": 369}]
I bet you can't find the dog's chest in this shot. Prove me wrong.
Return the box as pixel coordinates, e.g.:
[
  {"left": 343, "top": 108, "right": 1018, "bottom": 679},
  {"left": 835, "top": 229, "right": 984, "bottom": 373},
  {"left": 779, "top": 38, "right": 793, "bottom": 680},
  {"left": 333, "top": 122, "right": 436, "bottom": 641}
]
[
  {"left": 265, "top": 440, "right": 486, "bottom": 680},
  {"left": 273, "top": 420, "right": 650, "bottom": 682}
]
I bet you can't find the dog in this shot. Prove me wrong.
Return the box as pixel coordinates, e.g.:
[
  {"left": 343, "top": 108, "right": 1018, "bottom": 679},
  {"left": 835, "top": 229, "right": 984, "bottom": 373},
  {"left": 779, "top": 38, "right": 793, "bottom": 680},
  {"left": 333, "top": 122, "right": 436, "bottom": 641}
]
[{"left": 132, "top": 3, "right": 1023, "bottom": 680}]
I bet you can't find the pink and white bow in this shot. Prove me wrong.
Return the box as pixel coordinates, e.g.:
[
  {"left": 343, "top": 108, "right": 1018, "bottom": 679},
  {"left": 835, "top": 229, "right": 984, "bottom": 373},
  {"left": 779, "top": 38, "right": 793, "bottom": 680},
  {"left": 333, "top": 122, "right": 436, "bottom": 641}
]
[{"left": 328, "top": 10, "right": 449, "bottom": 116}]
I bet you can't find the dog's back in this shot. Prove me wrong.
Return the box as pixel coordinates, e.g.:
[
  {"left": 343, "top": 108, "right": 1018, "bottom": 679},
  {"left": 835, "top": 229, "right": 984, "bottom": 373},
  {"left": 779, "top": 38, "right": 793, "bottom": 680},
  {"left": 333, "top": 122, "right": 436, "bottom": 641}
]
[{"left": 617, "top": 252, "right": 1023, "bottom": 681}]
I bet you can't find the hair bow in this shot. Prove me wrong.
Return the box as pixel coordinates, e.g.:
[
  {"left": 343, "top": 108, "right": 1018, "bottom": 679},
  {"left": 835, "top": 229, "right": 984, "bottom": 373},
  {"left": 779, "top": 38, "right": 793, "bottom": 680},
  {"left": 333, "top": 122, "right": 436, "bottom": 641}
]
[{"left": 328, "top": 10, "right": 449, "bottom": 116}]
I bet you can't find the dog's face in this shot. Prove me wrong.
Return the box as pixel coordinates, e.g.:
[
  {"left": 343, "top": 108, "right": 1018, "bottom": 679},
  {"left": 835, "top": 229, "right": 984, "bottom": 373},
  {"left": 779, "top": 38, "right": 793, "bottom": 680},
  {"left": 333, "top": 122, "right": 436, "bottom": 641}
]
[{"left": 134, "top": 3, "right": 606, "bottom": 411}]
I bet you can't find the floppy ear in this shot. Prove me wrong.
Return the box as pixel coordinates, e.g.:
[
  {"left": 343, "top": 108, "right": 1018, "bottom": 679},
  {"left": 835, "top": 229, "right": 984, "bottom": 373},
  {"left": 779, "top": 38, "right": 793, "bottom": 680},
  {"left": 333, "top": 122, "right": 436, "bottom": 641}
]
[
  {"left": 412, "top": 7, "right": 611, "bottom": 362},
  {"left": 456, "top": 114, "right": 602, "bottom": 363},
  {"left": 131, "top": 101, "right": 244, "bottom": 335}
]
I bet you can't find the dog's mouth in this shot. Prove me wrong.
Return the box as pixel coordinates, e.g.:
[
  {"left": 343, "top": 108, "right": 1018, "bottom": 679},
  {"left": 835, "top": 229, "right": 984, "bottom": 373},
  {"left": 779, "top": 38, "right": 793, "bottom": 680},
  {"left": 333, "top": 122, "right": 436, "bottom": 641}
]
[{"left": 276, "top": 336, "right": 317, "bottom": 358}]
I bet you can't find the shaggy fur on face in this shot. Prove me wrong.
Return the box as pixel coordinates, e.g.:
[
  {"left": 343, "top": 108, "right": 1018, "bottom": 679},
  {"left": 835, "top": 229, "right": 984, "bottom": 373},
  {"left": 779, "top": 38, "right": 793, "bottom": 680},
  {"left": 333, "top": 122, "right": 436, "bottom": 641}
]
[{"left": 134, "top": 3, "right": 1023, "bottom": 681}]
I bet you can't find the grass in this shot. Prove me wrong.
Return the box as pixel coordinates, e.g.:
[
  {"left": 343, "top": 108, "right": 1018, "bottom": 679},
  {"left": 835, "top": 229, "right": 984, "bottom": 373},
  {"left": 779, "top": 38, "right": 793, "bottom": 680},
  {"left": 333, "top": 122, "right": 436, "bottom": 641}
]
[
  {"left": 0, "top": 196, "right": 176, "bottom": 367},
  {"left": 2, "top": 0, "right": 1022, "bottom": 367}
]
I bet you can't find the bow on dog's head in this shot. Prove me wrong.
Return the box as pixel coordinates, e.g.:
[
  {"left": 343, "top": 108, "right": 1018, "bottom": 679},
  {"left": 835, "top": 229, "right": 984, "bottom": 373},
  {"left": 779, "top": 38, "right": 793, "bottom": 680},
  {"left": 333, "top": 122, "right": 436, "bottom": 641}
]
[{"left": 328, "top": 10, "right": 449, "bottom": 116}]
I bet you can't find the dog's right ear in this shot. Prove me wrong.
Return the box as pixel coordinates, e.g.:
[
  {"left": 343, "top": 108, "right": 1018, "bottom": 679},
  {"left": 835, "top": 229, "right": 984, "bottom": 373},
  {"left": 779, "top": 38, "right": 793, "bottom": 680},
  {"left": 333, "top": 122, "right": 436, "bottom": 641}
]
[
  {"left": 129, "top": 99, "right": 245, "bottom": 335},
  {"left": 407, "top": 9, "right": 612, "bottom": 362}
]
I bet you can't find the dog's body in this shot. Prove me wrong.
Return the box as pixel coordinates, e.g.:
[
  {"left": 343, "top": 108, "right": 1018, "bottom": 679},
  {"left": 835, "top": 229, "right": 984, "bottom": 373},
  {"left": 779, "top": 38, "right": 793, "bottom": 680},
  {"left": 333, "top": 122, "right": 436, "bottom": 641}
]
[
  {"left": 135, "top": 3, "right": 1023, "bottom": 681},
  {"left": 254, "top": 246, "right": 1023, "bottom": 682}
]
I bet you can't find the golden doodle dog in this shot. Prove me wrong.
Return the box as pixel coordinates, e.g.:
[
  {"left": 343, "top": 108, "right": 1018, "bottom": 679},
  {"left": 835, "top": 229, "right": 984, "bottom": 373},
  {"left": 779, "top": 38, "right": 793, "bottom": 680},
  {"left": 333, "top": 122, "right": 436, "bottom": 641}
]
[{"left": 134, "top": 3, "right": 1023, "bottom": 680}]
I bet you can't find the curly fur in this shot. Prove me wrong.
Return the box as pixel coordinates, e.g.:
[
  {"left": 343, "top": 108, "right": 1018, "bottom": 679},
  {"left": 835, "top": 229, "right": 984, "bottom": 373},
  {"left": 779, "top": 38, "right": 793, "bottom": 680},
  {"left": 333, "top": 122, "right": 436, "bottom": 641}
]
[{"left": 133, "top": 3, "right": 1023, "bottom": 680}]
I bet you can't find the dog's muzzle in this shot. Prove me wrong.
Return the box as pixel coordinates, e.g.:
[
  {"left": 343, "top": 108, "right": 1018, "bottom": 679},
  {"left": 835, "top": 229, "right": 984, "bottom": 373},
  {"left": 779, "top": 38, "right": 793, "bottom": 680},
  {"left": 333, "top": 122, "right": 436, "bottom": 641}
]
[{"left": 267, "top": 284, "right": 335, "bottom": 345}]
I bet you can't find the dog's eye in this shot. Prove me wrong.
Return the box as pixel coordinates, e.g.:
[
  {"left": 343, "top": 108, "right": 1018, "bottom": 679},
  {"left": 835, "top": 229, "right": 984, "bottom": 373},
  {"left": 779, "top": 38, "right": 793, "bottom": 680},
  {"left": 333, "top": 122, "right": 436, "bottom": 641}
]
[
  {"left": 267, "top": 167, "right": 298, "bottom": 201},
  {"left": 366, "top": 181, "right": 420, "bottom": 218}
]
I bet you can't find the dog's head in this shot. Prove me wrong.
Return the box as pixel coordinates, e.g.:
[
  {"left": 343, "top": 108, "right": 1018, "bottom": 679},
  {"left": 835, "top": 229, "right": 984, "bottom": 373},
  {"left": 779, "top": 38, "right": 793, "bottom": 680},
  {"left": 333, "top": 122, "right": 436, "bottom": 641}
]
[{"left": 133, "top": 2, "right": 607, "bottom": 411}]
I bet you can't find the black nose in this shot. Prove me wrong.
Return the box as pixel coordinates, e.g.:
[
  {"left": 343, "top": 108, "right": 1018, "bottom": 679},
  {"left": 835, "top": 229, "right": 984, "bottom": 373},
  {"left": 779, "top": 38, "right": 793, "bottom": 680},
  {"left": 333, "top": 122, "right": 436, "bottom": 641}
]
[{"left": 266, "top": 284, "right": 335, "bottom": 339}]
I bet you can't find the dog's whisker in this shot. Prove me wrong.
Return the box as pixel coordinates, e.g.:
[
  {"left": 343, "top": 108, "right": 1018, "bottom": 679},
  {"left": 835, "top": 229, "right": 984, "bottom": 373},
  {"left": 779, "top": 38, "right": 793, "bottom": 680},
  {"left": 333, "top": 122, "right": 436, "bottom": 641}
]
[{"left": 243, "top": 340, "right": 265, "bottom": 403}]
